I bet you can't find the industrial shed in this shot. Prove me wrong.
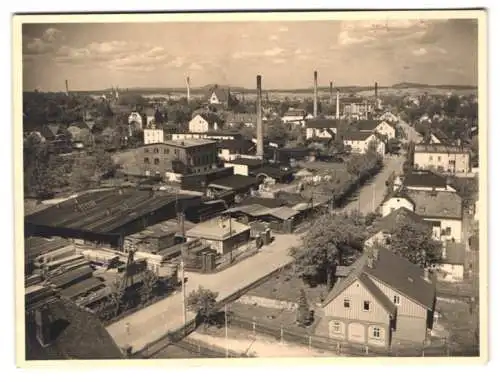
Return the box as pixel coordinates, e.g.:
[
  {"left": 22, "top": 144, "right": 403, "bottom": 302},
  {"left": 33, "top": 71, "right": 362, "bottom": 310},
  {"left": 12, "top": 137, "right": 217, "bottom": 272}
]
[{"left": 25, "top": 188, "right": 203, "bottom": 249}]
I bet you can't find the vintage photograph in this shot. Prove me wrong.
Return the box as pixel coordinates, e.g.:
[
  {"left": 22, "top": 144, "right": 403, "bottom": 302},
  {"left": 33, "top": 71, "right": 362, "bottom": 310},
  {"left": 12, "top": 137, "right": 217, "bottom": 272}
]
[{"left": 15, "top": 10, "right": 486, "bottom": 363}]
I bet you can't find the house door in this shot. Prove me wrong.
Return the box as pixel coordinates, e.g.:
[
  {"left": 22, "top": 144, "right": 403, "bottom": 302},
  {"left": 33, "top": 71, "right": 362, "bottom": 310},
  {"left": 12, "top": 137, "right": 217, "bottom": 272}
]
[{"left": 348, "top": 322, "right": 366, "bottom": 343}]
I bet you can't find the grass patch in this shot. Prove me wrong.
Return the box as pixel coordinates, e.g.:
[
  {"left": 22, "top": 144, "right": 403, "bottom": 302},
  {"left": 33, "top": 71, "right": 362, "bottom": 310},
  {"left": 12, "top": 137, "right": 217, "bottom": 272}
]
[
  {"left": 433, "top": 298, "right": 479, "bottom": 353},
  {"left": 247, "top": 266, "right": 329, "bottom": 306}
]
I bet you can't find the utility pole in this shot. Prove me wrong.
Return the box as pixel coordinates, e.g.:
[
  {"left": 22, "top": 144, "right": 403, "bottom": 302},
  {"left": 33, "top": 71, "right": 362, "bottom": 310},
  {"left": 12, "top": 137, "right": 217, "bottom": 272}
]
[
  {"left": 224, "top": 304, "right": 229, "bottom": 357},
  {"left": 178, "top": 212, "right": 187, "bottom": 333}
]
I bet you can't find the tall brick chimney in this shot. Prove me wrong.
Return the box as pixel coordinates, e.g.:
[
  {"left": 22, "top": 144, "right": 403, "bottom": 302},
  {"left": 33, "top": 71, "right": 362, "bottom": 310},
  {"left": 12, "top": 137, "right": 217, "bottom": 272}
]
[
  {"left": 336, "top": 89, "right": 340, "bottom": 120},
  {"left": 375, "top": 81, "right": 378, "bottom": 99},
  {"left": 186, "top": 76, "right": 191, "bottom": 102},
  {"left": 313, "top": 71, "right": 318, "bottom": 118},
  {"left": 256, "top": 75, "right": 264, "bottom": 158},
  {"left": 329, "top": 81, "right": 333, "bottom": 104},
  {"left": 65, "top": 80, "right": 69, "bottom": 96}
]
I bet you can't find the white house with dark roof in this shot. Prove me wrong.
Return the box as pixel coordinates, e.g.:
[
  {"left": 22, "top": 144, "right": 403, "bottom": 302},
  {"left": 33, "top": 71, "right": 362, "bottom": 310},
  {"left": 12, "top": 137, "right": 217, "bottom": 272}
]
[
  {"left": 341, "top": 131, "right": 385, "bottom": 156},
  {"left": 189, "top": 114, "right": 221, "bottom": 133},
  {"left": 315, "top": 246, "right": 436, "bottom": 348},
  {"left": 281, "top": 109, "right": 306, "bottom": 126},
  {"left": 357, "top": 120, "right": 396, "bottom": 140},
  {"left": 305, "top": 119, "right": 338, "bottom": 140},
  {"left": 393, "top": 170, "right": 457, "bottom": 193},
  {"left": 381, "top": 189, "right": 463, "bottom": 242}
]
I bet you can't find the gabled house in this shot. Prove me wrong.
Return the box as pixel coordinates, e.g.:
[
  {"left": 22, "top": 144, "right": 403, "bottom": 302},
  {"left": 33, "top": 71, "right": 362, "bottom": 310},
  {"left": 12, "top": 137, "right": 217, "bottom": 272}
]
[
  {"left": 207, "top": 85, "right": 230, "bottom": 106},
  {"left": 340, "top": 131, "right": 385, "bottom": 156},
  {"left": 357, "top": 120, "right": 396, "bottom": 140},
  {"left": 381, "top": 189, "right": 463, "bottom": 242},
  {"left": 305, "top": 119, "right": 338, "bottom": 141},
  {"left": 378, "top": 111, "right": 399, "bottom": 124},
  {"left": 365, "top": 207, "right": 432, "bottom": 248},
  {"left": 316, "top": 247, "right": 436, "bottom": 348},
  {"left": 394, "top": 170, "right": 457, "bottom": 193},
  {"left": 189, "top": 114, "right": 221, "bottom": 133}
]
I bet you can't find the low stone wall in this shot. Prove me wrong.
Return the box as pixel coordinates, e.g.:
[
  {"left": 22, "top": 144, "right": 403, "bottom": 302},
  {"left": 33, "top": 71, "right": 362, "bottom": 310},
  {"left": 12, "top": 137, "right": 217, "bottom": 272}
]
[{"left": 237, "top": 295, "right": 298, "bottom": 311}]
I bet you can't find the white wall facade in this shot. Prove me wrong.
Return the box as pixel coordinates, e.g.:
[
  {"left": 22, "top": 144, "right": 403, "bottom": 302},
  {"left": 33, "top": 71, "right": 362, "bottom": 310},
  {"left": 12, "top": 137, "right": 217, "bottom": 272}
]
[
  {"left": 381, "top": 197, "right": 415, "bottom": 217},
  {"left": 143, "top": 129, "right": 164, "bottom": 145}
]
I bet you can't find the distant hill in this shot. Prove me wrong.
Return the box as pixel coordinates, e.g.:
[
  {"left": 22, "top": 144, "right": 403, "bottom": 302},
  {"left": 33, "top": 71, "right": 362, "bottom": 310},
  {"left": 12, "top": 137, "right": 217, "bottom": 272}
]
[{"left": 391, "top": 82, "right": 476, "bottom": 90}]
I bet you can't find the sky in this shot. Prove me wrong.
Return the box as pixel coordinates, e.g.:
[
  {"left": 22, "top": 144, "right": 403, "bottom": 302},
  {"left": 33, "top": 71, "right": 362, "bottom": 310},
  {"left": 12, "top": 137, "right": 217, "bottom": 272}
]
[{"left": 21, "top": 18, "right": 478, "bottom": 92}]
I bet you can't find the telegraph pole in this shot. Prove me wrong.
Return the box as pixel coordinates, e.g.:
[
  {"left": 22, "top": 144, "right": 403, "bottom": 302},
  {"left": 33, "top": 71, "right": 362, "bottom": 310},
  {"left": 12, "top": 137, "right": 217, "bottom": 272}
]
[
  {"left": 224, "top": 304, "right": 229, "bottom": 357},
  {"left": 178, "top": 212, "right": 187, "bottom": 332}
]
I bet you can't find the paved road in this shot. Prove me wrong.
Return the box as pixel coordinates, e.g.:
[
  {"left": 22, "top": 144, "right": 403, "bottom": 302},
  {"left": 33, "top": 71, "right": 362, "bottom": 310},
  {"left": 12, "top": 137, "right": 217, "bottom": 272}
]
[
  {"left": 106, "top": 234, "right": 301, "bottom": 352},
  {"left": 106, "top": 156, "right": 403, "bottom": 352},
  {"left": 341, "top": 155, "right": 405, "bottom": 215}
]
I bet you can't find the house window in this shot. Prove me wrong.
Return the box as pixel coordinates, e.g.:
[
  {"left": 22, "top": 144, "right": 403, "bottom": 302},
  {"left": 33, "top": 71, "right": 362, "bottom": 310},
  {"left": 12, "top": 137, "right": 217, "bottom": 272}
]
[
  {"left": 372, "top": 327, "right": 381, "bottom": 338},
  {"left": 154, "top": 148, "right": 159, "bottom": 154},
  {"left": 363, "top": 301, "right": 371, "bottom": 311},
  {"left": 393, "top": 295, "right": 400, "bottom": 305},
  {"left": 154, "top": 158, "right": 160, "bottom": 165},
  {"left": 144, "top": 148, "right": 149, "bottom": 153},
  {"left": 437, "top": 156, "right": 441, "bottom": 162},
  {"left": 332, "top": 321, "right": 341, "bottom": 333},
  {"left": 164, "top": 149, "right": 169, "bottom": 154},
  {"left": 343, "top": 299, "right": 350, "bottom": 308},
  {"left": 429, "top": 155, "right": 433, "bottom": 161},
  {"left": 144, "top": 157, "right": 150, "bottom": 164},
  {"left": 443, "top": 227, "right": 452, "bottom": 236}
]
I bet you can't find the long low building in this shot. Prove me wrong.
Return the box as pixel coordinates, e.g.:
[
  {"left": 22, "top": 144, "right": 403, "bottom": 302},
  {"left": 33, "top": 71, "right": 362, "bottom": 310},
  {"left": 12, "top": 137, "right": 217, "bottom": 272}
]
[{"left": 25, "top": 188, "right": 203, "bottom": 249}]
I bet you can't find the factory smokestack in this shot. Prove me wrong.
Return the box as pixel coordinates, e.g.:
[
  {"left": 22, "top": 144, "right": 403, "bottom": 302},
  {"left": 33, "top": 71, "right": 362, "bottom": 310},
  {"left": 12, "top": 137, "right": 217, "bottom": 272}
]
[
  {"left": 313, "top": 71, "right": 318, "bottom": 118},
  {"left": 336, "top": 89, "right": 340, "bottom": 120},
  {"left": 186, "top": 76, "right": 191, "bottom": 102},
  {"left": 65, "top": 80, "right": 69, "bottom": 96},
  {"left": 375, "top": 81, "right": 378, "bottom": 99},
  {"left": 329, "top": 81, "right": 333, "bottom": 104},
  {"left": 256, "top": 75, "right": 264, "bottom": 158}
]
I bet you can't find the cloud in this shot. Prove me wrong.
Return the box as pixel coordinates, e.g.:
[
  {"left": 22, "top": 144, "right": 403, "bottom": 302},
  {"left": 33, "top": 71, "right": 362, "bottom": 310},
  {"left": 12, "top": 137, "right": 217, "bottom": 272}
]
[
  {"left": 412, "top": 47, "right": 428, "bottom": 56},
  {"left": 54, "top": 40, "right": 171, "bottom": 72},
  {"left": 188, "top": 63, "right": 203, "bottom": 71},
  {"left": 263, "top": 47, "right": 284, "bottom": 57},
  {"left": 336, "top": 20, "right": 436, "bottom": 48},
  {"left": 23, "top": 27, "right": 64, "bottom": 56},
  {"left": 269, "top": 35, "right": 279, "bottom": 41}
]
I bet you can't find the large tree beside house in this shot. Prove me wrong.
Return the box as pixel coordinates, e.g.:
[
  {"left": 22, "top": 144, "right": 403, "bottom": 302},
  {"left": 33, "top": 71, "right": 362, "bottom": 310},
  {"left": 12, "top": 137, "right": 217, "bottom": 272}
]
[
  {"left": 292, "top": 213, "right": 367, "bottom": 289},
  {"left": 388, "top": 220, "right": 442, "bottom": 267},
  {"left": 187, "top": 286, "right": 219, "bottom": 326}
]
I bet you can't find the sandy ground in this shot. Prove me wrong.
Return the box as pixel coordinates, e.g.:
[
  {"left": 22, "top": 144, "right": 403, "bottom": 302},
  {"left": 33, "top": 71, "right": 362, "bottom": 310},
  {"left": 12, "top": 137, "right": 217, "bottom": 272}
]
[{"left": 189, "top": 330, "right": 339, "bottom": 358}]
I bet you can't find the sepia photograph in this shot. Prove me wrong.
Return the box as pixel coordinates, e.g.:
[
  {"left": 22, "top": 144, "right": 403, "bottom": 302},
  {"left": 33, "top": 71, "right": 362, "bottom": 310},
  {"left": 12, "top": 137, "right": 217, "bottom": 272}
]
[{"left": 13, "top": 9, "right": 487, "bottom": 365}]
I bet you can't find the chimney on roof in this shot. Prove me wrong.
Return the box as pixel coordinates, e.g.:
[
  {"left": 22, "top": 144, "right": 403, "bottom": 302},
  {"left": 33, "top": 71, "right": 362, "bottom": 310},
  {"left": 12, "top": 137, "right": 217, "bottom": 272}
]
[
  {"left": 256, "top": 75, "right": 264, "bottom": 159},
  {"left": 329, "top": 81, "right": 333, "bottom": 105},
  {"left": 35, "top": 305, "right": 53, "bottom": 347},
  {"left": 65, "top": 80, "right": 69, "bottom": 96},
  {"left": 186, "top": 76, "right": 191, "bottom": 102},
  {"left": 336, "top": 89, "right": 340, "bottom": 120},
  {"left": 313, "top": 71, "right": 318, "bottom": 118}
]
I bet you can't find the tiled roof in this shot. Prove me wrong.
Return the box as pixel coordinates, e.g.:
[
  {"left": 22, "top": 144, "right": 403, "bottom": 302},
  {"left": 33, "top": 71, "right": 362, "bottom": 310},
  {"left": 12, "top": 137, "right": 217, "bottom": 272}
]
[
  {"left": 208, "top": 85, "right": 229, "bottom": 103},
  {"left": 323, "top": 247, "right": 435, "bottom": 311},
  {"left": 341, "top": 130, "right": 374, "bottom": 141},
  {"left": 217, "top": 139, "right": 255, "bottom": 152},
  {"left": 403, "top": 170, "right": 448, "bottom": 189},
  {"left": 227, "top": 157, "right": 265, "bottom": 167},
  {"left": 407, "top": 189, "right": 463, "bottom": 219},
  {"left": 25, "top": 297, "right": 124, "bottom": 360},
  {"left": 371, "top": 207, "right": 431, "bottom": 235},
  {"left": 208, "top": 174, "right": 259, "bottom": 191},
  {"left": 355, "top": 120, "right": 380, "bottom": 132},
  {"left": 414, "top": 144, "right": 470, "bottom": 154},
  {"left": 25, "top": 236, "right": 73, "bottom": 264}
]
